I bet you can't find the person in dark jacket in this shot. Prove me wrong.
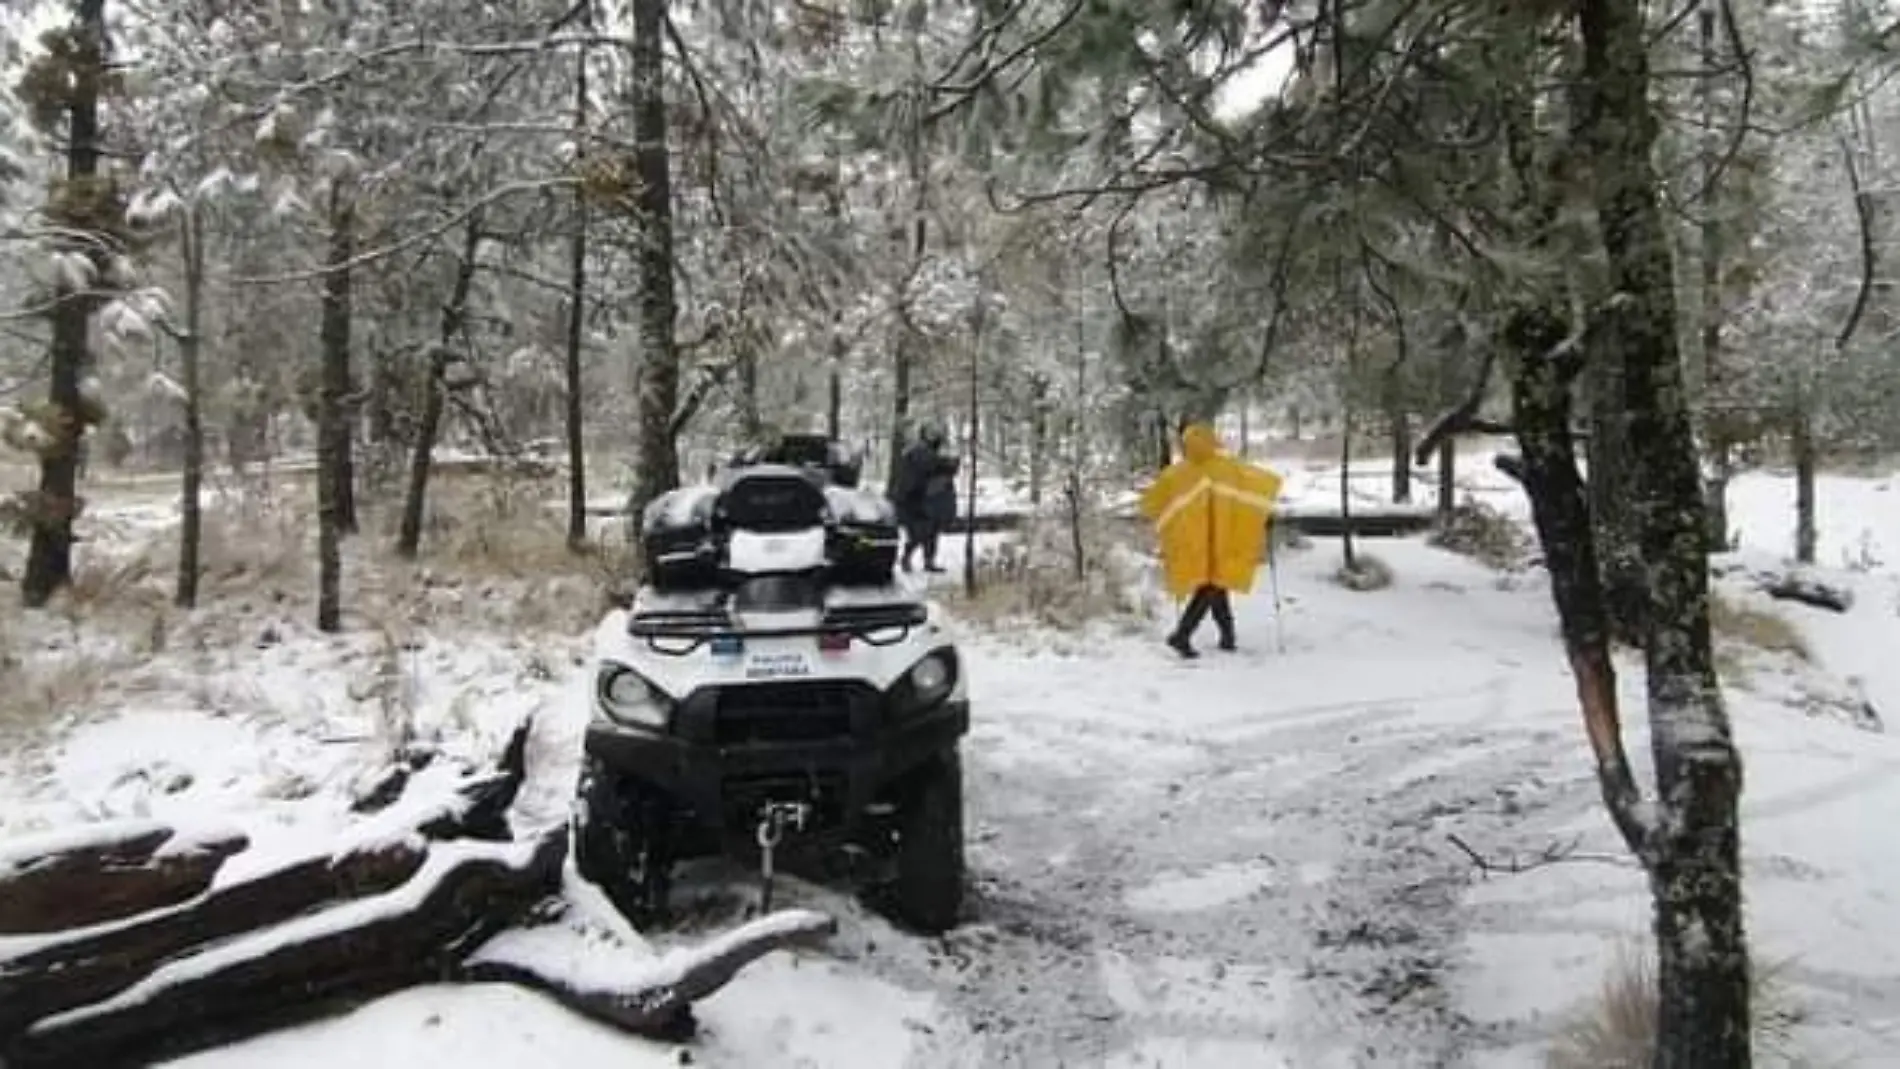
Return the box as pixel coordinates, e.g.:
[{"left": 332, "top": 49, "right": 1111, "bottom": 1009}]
[{"left": 893, "top": 423, "right": 959, "bottom": 572}]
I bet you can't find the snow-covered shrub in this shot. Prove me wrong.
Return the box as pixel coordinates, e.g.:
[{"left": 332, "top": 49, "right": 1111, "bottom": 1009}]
[
  {"left": 1429, "top": 499, "right": 1530, "bottom": 570},
  {"left": 1332, "top": 552, "right": 1394, "bottom": 592}
]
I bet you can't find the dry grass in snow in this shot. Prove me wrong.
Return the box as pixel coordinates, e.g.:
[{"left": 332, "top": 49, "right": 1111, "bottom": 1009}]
[
  {"left": 0, "top": 470, "right": 615, "bottom": 760},
  {"left": 946, "top": 510, "right": 1164, "bottom": 632},
  {"left": 1710, "top": 592, "right": 1812, "bottom": 663},
  {"left": 1546, "top": 944, "right": 1814, "bottom": 1069}
]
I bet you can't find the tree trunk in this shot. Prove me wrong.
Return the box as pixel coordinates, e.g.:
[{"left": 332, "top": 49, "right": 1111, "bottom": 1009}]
[
  {"left": 21, "top": 0, "right": 106, "bottom": 608},
  {"left": 564, "top": 34, "right": 591, "bottom": 552},
  {"left": 1338, "top": 399, "right": 1356, "bottom": 570},
  {"left": 396, "top": 215, "right": 482, "bottom": 560},
  {"left": 963, "top": 296, "right": 984, "bottom": 597},
  {"left": 1697, "top": 1, "right": 1732, "bottom": 549},
  {"left": 1792, "top": 407, "right": 1816, "bottom": 564},
  {"left": 1578, "top": 1, "right": 1751, "bottom": 1064},
  {"left": 886, "top": 24, "right": 927, "bottom": 493},
  {"left": 316, "top": 187, "right": 356, "bottom": 632},
  {"left": 1587, "top": 330, "right": 1647, "bottom": 647},
  {"left": 175, "top": 204, "right": 206, "bottom": 609},
  {"left": 1436, "top": 437, "right": 1455, "bottom": 519},
  {"left": 736, "top": 332, "right": 762, "bottom": 441},
  {"left": 1388, "top": 400, "right": 1412, "bottom": 504},
  {"left": 1027, "top": 374, "right": 1049, "bottom": 507},
  {"left": 1500, "top": 304, "right": 1651, "bottom": 854},
  {"left": 825, "top": 158, "right": 847, "bottom": 442},
  {"left": 627, "top": 0, "right": 680, "bottom": 523}
]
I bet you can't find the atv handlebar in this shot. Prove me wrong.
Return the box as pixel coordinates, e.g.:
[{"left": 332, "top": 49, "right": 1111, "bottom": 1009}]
[{"left": 627, "top": 602, "right": 930, "bottom": 655}]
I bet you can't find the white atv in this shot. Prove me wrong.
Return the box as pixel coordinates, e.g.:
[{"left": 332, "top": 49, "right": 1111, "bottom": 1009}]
[{"left": 575, "top": 435, "right": 968, "bottom": 934}]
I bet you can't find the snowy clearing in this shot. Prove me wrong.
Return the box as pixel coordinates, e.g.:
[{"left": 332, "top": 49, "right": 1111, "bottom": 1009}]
[{"left": 3, "top": 452, "right": 1898, "bottom": 1066}]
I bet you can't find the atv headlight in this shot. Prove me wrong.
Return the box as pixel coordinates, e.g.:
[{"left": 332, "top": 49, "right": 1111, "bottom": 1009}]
[
  {"left": 596, "top": 664, "right": 670, "bottom": 729},
  {"left": 901, "top": 650, "right": 956, "bottom": 712}
]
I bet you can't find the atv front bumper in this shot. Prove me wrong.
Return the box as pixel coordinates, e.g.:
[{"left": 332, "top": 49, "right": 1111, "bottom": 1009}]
[{"left": 584, "top": 699, "right": 969, "bottom": 832}]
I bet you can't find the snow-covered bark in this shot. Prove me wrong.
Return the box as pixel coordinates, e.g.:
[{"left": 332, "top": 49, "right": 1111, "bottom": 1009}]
[{"left": 1577, "top": 0, "right": 1752, "bottom": 1063}]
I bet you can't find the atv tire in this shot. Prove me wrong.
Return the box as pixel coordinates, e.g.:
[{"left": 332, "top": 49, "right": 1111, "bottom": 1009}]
[
  {"left": 880, "top": 751, "right": 964, "bottom": 934},
  {"left": 573, "top": 756, "right": 672, "bottom": 926}
]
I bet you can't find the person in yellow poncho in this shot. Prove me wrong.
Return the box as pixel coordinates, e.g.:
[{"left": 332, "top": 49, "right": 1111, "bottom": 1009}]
[{"left": 1138, "top": 422, "right": 1284, "bottom": 658}]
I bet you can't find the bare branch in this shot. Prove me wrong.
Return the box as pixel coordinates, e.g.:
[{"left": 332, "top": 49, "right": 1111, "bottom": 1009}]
[
  {"left": 1445, "top": 833, "right": 1638, "bottom": 877},
  {"left": 1835, "top": 133, "right": 1876, "bottom": 352},
  {"left": 231, "top": 178, "right": 576, "bottom": 286}
]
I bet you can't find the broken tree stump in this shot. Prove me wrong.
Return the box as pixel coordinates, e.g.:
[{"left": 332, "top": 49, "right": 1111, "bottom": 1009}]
[{"left": 0, "top": 821, "right": 248, "bottom": 936}]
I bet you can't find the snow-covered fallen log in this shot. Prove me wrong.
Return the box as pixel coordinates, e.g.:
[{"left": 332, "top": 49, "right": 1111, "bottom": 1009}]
[
  {"left": 0, "top": 714, "right": 835, "bottom": 1066},
  {"left": 0, "top": 837, "right": 427, "bottom": 1037},
  {"left": 0, "top": 820, "right": 248, "bottom": 936},
  {"left": 1759, "top": 572, "right": 1854, "bottom": 613},
  {"left": 463, "top": 907, "right": 839, "bottom": 1040},
  {"left": 6, "top": 832, "right": 568, "bottom": 1068}
]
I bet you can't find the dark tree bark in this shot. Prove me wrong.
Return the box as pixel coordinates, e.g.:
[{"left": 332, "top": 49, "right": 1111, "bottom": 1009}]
[
  {"left": 1696, "top": 2, "right": 1732, "bottom": 548},
  {"left": 824, "top": 157, "right": 847, "bottom": 442},
  {"left": 627, "top": 0, "right": 680, "bottom": 522},
  {"left": 396, "top": 214, "right": 482, "bottom": 560},
  {"left": 1586, "top": 326, "right": 1647, "bottom": 646},
  {"left": 1578, "top": 0, "right": 1752, "bottom": 1063},
  {"left": 1500, "top": 307, "right": 1650, "bottom": 855},
  {"left": 1792, "top": 408, "right": 1816, "bottom": 564},
  {"left": 1388, "top": 407, "right": 1412, "bottom": 505},
  {"left": 175, "top": 203, "right": 206, "bottom": 609},
  {"left": 0, "top": 839, "right": 423, "bottom": 1036},
  {"left": 316, "top": 186, "right": 357, "bottom": 632},
  {"left": 1436, "top": 437, "right": 1455, "bottom": 518},
  {"left": 1028, "top": 373, "right": 1050, "bottom": 507},
  {"left": 22, "top": 0, "right": 107, "bottom": 608},
  {"left": 0, "top": 824, "right": 247, "bottom": 936},
  {"left": 886, "top": 18, "right": 928, "bottom": 493}
]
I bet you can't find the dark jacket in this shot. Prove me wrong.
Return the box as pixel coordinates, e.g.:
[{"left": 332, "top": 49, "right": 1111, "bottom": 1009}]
[{"left": 895, "top": 441, "right": 960, "bottom": 525}]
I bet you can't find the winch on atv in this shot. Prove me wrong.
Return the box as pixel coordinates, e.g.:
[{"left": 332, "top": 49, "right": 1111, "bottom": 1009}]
[{"left": 573, "top": 435, "right": 969, "bottom": 934}]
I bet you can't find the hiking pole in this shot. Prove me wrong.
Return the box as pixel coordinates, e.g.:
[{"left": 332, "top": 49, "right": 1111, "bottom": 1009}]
[{"left": 1268, "top": 529, "right": 1286, "bottom": 653}]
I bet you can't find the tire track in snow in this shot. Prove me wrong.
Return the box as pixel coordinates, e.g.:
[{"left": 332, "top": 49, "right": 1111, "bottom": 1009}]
[{"left": 826, "top": 657, "right": 1582, "bottom": 1067}]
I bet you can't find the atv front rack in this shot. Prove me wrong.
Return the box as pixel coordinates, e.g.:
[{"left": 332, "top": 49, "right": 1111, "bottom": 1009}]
[{"left": 628, "top": 602, "right": 929, "bottom": 654}]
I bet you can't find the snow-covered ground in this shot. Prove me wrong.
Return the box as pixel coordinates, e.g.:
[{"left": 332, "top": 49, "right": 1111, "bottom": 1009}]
[{"left": 3, "top": 442, "right": 1898, "bottom": 1067}]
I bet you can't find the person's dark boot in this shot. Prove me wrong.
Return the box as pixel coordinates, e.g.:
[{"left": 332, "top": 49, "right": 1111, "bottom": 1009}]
[
  {"left": 925, "top": 561, "right": 947, "bottom": 574},
  {"left": 1166, "top": 632, "right": 1199, "bottom": 659},
  {"left": 1218, "top": 637, "right": 1237, "bottom": 652}
]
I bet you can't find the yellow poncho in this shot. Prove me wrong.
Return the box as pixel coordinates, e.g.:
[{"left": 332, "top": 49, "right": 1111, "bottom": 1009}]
[{"left": 1138, "top": 423, "right": 1283, "bottom": 600}]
